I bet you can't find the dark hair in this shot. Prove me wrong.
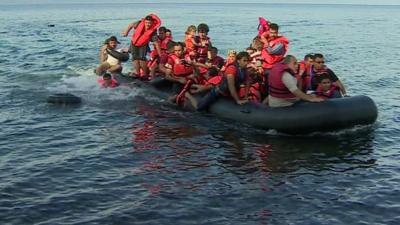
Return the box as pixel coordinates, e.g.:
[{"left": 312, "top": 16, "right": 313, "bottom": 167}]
[
  {"left": 314, "top": 53, "right": 324, "bottom": 59},
  {"left": 197, "top": 23, "right": 210, "bottom": 33},
  {"left": 246, "top": 46, "right": 255, "bottom": 51},
  {"left": 316, "top": 74, "right": 332, "bottom": 83},
  {"left": 104, "top": 36, "right": 120, "bottom": 44},
  {"left": 166, "top": 29, "right": 171, "bottom": 33},
  {"left": 269, "top": 23, "right": 279, "bottom": 31},
  {"left": 145, "top": 15, "right": 153, "bottom": 21},
  {"left": 158, "top": 26, "right": 167, "bottom": 33},
  {"left": 304, "top": 53, "right": 315, "bottom": 61},
  {"left": 166, "top": 40, "right": 176, "bottom": 50},
  {"left": 210, "top": 46, "right": 218, "bottom": 53},
  {"left": 283, "top": 55, "right": 296, "bottom": 64},
  {"left": 103, "top": 73, "right": 112, "bottom": 79},
  {"left": 208, "top": 67, "right": 219, "bottom": 77},
  {"left": 236, "top": 51, "right": 250, "bottom": 60}
]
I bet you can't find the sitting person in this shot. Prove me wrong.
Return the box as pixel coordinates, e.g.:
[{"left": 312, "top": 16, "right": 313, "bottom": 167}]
[
  {"left": 185, "top": 51, "right": 251, "bottom": 111},
  {"left": 268, "top": 55, "right": 323, "bottom": 107},
  {"left": 313, "top": 74, "right": 342, "bottom": 99},
  {"left": 303, "top": 53, "right": 346, "bottom": 95},
  {"left": 98, "top": 73, "right": 119, "bottom": 88},
  {"left": 95, "top": 36, "right": 128, "bottom": 75}
]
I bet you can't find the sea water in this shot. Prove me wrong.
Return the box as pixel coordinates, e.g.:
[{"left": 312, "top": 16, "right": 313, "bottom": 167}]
[{"left": 0, "top": 2, "right": 399, "bottom": 224}]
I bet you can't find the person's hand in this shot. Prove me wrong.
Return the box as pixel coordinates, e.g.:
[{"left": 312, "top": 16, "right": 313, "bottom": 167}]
[
  {"left": 121, "top": 31, "right": 128, "bottom": 37},
  {"left": 309, "top": 97, "right": 324, "bottom": 103},
  {"left": 236, "top": 99, "right": 249, "bottom": 105}
]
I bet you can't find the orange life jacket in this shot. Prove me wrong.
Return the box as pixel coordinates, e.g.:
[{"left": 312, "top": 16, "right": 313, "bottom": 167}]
[
  {"left": 131, "top": 14, "right": 161, "bottom": 47},
  {"left": 261, "top": 36, "right": 289, "bottom": 69},
  {"left": 268, "top": 63, "right": 297, "bottom": 99}
]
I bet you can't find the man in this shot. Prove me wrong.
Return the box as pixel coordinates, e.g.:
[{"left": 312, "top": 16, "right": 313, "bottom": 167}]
[
  {"left": 260, "top": 23, "right": 289, "bottom": 72},
  {"left": 268, "top": 55, "right": 323, "bottom": 107},
  {"left": 121, "top": 14, "right": 162, "bottom": 78},
  {"left": 305, "top": 53, "right": 347, "bottom": 95},
  {"left": 95, "top": 36, "right": 128, "bottom": 76}
]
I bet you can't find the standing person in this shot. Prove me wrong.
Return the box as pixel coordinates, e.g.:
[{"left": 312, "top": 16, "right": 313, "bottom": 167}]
[
  {"left": 194, "top": 23, "right": 212, "bottom": 64},
  {"left": 268, "top": 55, "right": 323, "bottom": 107},
  {"left": 95, "top": 36, "right": 128, "bottom": 76},
  {"left": 121, "top": 14, "right": 162, "bottom": 79},
  {"left": 260, "top": 23, "right": 289, "bottom": 75}
]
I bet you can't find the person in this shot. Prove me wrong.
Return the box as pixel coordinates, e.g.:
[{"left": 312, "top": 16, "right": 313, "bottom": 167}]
[
  {"left": 206, "top": 47, "right": 225, "bottom": 70},
  {"left": 297, "top": 53, "right": 314, "bottom": 91},
  {"left": 304, "top": 53, "right": 347, "bottom": 95},
  {"left": 158, "top": 40, "right": 176, "bottom": 76},
  {"left": 184, "top": 25, "right": 197, "bottom": 58},
  {"left": 95, "top": 36, "right": 128, "bottom": 75},
  {"left": 121, "top": 14, "right": 162, "bottom": 78},
  {"left": 98, "top": 73, "right": 119, "bottom": 88},
  {"left": 313, "top": 74, "right": 342, "bottom": 99},
  {"left": 268, "top": 55, "right": 324, "bottom": 107},
  {"left": 259, "top": 23, "right": 289, "bottom": 73},
  {"left": 148, "top": 26, "right": 172, "bottom": 78},
  {"left": 194, "top": 23, "right": 212, "bottom": 63},
  {"left": 187, "top": 51, "right": 251, "bottom": 111},
  {"left": 220, "top": 50, "right": 237, "bottom": 72}
]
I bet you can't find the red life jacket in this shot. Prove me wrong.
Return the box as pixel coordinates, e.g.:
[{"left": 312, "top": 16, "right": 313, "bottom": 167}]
[
  {"left": 131, "top": 14, "right": 161, "bottom": 47},
  {"left": 315, "top": 84, "right": 339, "bottom": 99},
  {"left": 305, "top": 65, "right": 329, "bottom": 91},
  {"left": 194, "top": 36, "right": 210, "bottom": 62},
  {"left": 98, "top": 78, "right": 119, "bottom": 88},
  {"left": 218, "top": 63, "right": 248, "bottom": 96},
  {"left": 268, "top": 63, "right": 297, "bottom": 99},
  {"left": 261, "top": 36, "right": 289, "bottom": 69},
  {"left": 168, "top": 54, "right": 193, "bottom": 77}
]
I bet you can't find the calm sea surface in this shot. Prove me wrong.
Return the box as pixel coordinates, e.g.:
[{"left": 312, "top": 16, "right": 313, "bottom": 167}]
[{"left": 1, "top": 3, "right": 400, "bottom": 225}]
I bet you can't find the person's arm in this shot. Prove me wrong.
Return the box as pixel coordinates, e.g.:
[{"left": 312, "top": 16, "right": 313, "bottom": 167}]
[
  {"left": 226, "top": 73, "right": 248, "bottom": 105},
  {"left": 99, "top": 45, "right": 108, "bottom": 63},
  {"left": 266, "top": 42, "right": 284, "bottom": 55},
  {"left": 335, "top": 80, "right": 346, "bottom": 96},
  {"left": 282, "top": 72, "right": 323, "bottom": 102},
  {"left": 121, "top": 21, "right": 140, "bottom": 37}
]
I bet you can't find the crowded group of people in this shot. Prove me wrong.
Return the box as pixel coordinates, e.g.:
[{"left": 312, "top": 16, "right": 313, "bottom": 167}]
[{"left": 95, "top": 14, "right": 347, "bottom": 109}]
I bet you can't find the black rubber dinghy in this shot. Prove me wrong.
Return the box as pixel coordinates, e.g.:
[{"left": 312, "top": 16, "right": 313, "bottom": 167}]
[
  {"left": 115, "top": 74, "right": 378, "bottom": 134},
  {"left": 47, "top": 93, "right": 81, "bottom": 104}
]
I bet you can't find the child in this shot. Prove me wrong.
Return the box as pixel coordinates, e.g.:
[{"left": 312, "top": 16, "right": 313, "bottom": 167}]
[
  {"left": 313, "top": 74, "right": 342, "bottom": 99},
  {"left": 184, "top": 25, "right": 197, "bottom": 58}
]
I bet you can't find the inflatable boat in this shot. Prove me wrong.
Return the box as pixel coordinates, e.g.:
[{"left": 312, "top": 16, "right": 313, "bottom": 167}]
[{"left": 115, "top": 74, "right": 378, "bottom": 134}]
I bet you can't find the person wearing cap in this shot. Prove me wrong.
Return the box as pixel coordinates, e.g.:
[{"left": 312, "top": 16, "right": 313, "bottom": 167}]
[{"left": 95, "top": 36, "right": 128, "bottom": 75}]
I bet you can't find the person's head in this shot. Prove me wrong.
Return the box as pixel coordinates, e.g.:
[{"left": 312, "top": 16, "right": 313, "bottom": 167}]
[
  {"left": 227, "top": 50, "right": 237, "bottom": 63},
  {"left": 106, "top": 36, "right": 119, "bottom": 49},
  {"left": 165, "top": 29, "right": 172, "bottom": 37},
  {"left": 173, "top": 42, "right": 185, "bottom": 57},
  {"left": 166, "top": 40, "right": 176, "bottom": 53},
  {"left": 246, "top": 47, "right": 255, "bottom": 55},
  {"left": 313, "top": 53, "right": 325, "bottom": 70},
  {"left": 236, "top": 51, "right": 250, "bottom": 69},
  {"left": 144, "top": 15, "right": 154, "bottom": 30},
  {"left": 102, "top": 73, "right": 113, "bottom": 87},
  {"left": 158, "top": 26, "right": 167, "bottom": 39},
  {"left": 268, "top": 23, "right": 279, "bottom": 39},
  {"left": 283, "top": 55, "right": 298, "bottom": 72},
  {"left": 304, "top": 53, "right": 315, "bottom": 65},
  {"left": 251, "top": 37, "right": 263, "bottom": 51},
  {"left": 207, "top": 67, "right": 219, "bottom": 77},
  {"left": 210, "top": 47, "right": 218, "bottom": 58},
  {"left": 197, "top": 23, "right": 209, "bottom": 38},
  {"left": 317, "top": 74, "right": 332, "bottom": 92},
  {"left": 185, "top": 25, "right": 197, "bottom": 35}
]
